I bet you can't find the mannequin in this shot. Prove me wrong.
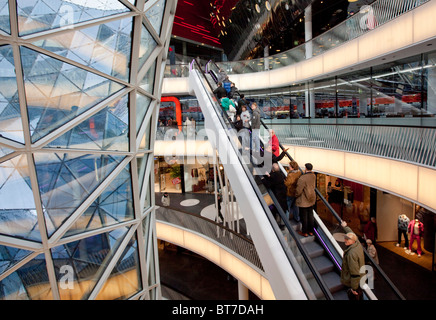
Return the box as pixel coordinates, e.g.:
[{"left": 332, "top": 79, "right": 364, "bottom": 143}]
[
  {"left": 396, "top": 214, "right": 409, "bottom": 249},
  {"left": 407, "top": 218, "right": 424, "bottom": 257}
]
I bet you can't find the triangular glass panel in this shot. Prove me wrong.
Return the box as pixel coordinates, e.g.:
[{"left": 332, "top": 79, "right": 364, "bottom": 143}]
[
  {"left": 0, "top": 253, "right": 52, "bottom": 300},
  {"left": 136, "top": 153, "right": 148, "bottom": 194},
  {"left": 136, "top": 92, "right": 152, "bottom": 134},
  {"left": 95, "top": 232, "right": 141, "bottom": 300},
  {"left": 32, "top": 17, "right": 133, "bottom": 82},
  {"left": 46, "top": 94, "right": 129, "bottom": 151},
  {"left": 33, "top": 152, "right": 125, "bottom": 236},
  {"left": 0, "top": 45, "right": 24, "bottom": 144},
  {"left": 0, "top": 146, "right": 14, "bottom": 158},
  {"left": 51, "top": 226, "right": 129, "bottom": 300},
  {"left": 0, "top": 155, "right": 44, "bottom": 242},
  {"left": 138, "top": 23, "right": 157, "bottom": 70},
  {"left": 138, "top": 117, "right": 152, "bottom": 150},
  {"left": 139, "top": 59, "right": 156, "bottom": 93},
  {"left": 16, "top": 0, "right": 130, "bottom": 36},
  {"left": 145, "top": 0, "right": 166, "bottom": 36},
  {"left": 0, "top": 0, "right": 10, "bottom": 34},
  {"left": 62, "top": 163, "right": 134, "bottom": 238},
  {"left": 0, "top": 245, "right": 33, "bottom": 275},
  {"left": 20, "top": 47, "right": 125, "bottom": 143}
]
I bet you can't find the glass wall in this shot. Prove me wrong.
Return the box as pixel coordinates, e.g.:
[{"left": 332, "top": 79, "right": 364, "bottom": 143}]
[
  {"left": 242, "top": 50, "right": 436, "bottom": 125},
  {"left": 0, "top": 0, "right": 175, "bottom": 300}
]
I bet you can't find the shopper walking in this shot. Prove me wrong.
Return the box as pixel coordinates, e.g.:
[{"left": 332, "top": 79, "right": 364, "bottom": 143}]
[
  {"left": 340, "top": 220, "right": 365, "bottom": 300},
  {"left": 284, "top": 160, "right": 302, "bottom": 222},
  {"left": 161, "top": 192, "right": 170, "bottom": 207},
  {"left": 250, "top": 102, "right": 261, "bottom": 154},
  {"left": 240, "top": 105, "right": 251, "bottom": 149},
  {"left": 268, "top": 129, "right": 280, "bottom": 157},
  {"left": 366, "top": 239, "right": 379, "bottom": 265},
  {"left": 213, "top": 82, "right": 227, "bottom": 99},
  {"left": 295, "top": 163, "right": 316, "bottom": 237},
  {"left": 262, "top": 163, "right": 287, "bottom": 228}
]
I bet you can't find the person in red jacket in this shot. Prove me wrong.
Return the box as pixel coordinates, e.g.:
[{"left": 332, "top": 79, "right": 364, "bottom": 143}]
[{"left": 268, "top": 129, "right": 280, "bottom": 157}]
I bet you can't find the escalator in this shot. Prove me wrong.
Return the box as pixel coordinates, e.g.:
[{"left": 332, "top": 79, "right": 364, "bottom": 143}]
[{"left": 189, "top": 59, "right": 405, "bottom": 300}]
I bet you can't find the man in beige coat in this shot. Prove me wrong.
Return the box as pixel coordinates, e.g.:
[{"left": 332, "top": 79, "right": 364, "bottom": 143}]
[
  {"left": 284, "top": 160, "right": 302, "bottom": 222},
  {"left": 295, "top": 163, "right": 316, "bottom": 236}
]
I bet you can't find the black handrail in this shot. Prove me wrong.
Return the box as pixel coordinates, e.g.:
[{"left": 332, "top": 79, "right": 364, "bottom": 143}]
[
  {"left": 205, "top": 59, "right": 407, "bottom": 300},
  {"left": 194, "top": 59, "right": 334, "bottom": 300}
]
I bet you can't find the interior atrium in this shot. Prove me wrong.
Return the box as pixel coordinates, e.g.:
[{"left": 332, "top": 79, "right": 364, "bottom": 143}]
[{"left": 0, "top": 0, "right": 435, "bottom": 302}]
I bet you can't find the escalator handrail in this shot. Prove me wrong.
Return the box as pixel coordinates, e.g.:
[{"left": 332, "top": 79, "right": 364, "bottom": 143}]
[
  {"left": 206, "top": 59, "right": 406, "bottom": 300},
  {"left": 190, "top": 61, "right": 319, "bottom": 299},
  {"left": 195, "top": 59, "right": 335, "bottom": 300}
]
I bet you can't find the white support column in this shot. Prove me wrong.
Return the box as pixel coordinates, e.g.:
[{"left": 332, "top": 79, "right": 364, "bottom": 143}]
[
  {"left": 264, "top": 45, "right": 269, "bottom": 71},
  {"left": 305, "top": 5, "right": 315, "bottom": 118}
]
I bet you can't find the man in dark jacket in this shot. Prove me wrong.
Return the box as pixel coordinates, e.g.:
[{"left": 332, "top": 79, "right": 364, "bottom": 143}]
[
  {"left": 228, "top": 82, "right": 239, "bottom": 99},
  {"left": 341, "top": 221, "right": 365, "bottom": 300},
  {"left": 295, "top": 163, "right": 316, "bottom": 237},
  {"left": 262, "top": 163, "right": 288, "bottom": 228},
  {"left": 213, "top": 82, "right": 227, "bottom": 99}
]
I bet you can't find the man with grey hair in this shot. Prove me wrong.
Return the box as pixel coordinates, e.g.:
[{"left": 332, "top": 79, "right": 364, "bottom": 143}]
[{"left": 341, "top": 220, "right": 365, "bottom": 300}]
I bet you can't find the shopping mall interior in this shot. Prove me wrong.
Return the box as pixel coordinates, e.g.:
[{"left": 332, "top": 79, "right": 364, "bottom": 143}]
[{"left": 0, "top": 0, "right": 435, "bottom": 302}]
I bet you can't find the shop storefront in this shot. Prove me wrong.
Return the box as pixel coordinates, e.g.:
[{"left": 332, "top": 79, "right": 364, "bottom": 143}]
[
  {"left": 316, "top": 173, "right": 436, "bottom": 271},
  {"left": 154, "top": 156, "right": 215, "bottom": 194}
]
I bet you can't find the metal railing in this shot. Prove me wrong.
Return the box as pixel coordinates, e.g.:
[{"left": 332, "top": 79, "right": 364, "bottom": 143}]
[
  {"left": 156, "top": 206, "right": 264, "bottom": 272},
  {"left": 265, "top": 121, "right": 436, "bottom": 168}
]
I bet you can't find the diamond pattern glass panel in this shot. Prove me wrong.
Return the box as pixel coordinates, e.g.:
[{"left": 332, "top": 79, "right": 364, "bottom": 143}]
[
  {"left": 47, "top": 94, "right": 129, "bottom": 151},
  {"left": 0, "top": 146, "right": 14, "bottom": 158},
  {"left": 34, "top": 153, "right": 125, "bottom": 235},
  {"left": 32, "top": 17, "right": 133, "bottom": 82},
  {"left": 136, "top": 153, "right": 148, "bottom": 194},
  {"left": 136, "top": 92, "right": 152, "bottom": 134},
  {"left": 16, "top": 0, "right": 130, "bottom": 36},
  {"left": 145, "top": 0, "right": 166, "bottom": 36},
  {"left": 0, "top": 245, "right": 32, "bottom": 275},
  {"left": 20, "top": 47, "right": 125, "bottom": 142},
  {"left": 139, "top": 59, "right": 156, "bottom": 93},
  {"left": 51, "top": 226, "right": 129, "bottom": 300},
  {"left": 0, "top": 253, "right": 51, "bottom": 300},
  {"left": 0, "top": 0, "right": 10, "bottom": 34},
  {"left": 0, "top": 155, "right": 43, "bottom": 242},
  {"left": 63, "top": 163, "right": 134, "bottom": 237},
  {"left": 138, "top": 23, "right": 157, "bottom": 70},
  {"left": 95, "top": 233, "right": 141, "bottom": 300},
  {"left": 0, "top": 45, "right": 24, "bottom": 144}
]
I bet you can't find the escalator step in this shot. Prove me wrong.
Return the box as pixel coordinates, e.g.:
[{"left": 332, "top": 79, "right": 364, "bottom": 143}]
[
  {"left": 312, "top": 255, "right": 334, "bottom": 274},
  {"left": 304, "top": 241, "right": 324, "bottom": 258},
  {"left": 321, "top": 271, "right": 344, "bottom": 294}
]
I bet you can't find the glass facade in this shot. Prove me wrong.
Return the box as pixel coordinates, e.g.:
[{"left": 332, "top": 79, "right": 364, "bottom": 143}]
[{"left": 0, "top": 0, "right": 174, "bottom": 300}]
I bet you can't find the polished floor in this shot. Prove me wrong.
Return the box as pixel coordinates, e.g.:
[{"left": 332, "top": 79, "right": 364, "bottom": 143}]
[{"left": 156, "top": 192, "right": 436, "bottom": 300}]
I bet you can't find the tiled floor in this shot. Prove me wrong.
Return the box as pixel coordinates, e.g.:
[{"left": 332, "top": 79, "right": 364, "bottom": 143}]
[{"left": 156, "top": 192, "right": 436, "bottom": 300}]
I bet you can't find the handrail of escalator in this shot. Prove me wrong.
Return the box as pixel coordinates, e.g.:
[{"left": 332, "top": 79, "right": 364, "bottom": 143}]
[
  {"left": 195, "top": 59, "right": 335, "bottom": 300},
  {"left": 206, "top": 59, "right": 406, "bottom": 300}
]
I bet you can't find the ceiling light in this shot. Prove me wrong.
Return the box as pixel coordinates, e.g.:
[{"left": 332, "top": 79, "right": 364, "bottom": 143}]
[
  {"left": 255, "top": 4, "right": 260, "bottom": 13},
  {"left": 265, "top": 1, "right": 271, "bottom": 11},
  {"left": 348, "top": 0, "right": 358, "bottom": 2}
]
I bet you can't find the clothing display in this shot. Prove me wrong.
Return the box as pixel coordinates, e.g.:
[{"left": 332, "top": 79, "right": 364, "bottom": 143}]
[
  {"left": 397, "top": 214, "right": 410, "bottom": 248},
  {"left": 407, "top": 219, "right": 424, "bottom": 257}
]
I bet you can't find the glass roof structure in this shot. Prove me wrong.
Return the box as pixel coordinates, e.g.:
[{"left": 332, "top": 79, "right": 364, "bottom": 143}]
[{"left": 0, "top": 0, "right": 175, "bottom": 300}]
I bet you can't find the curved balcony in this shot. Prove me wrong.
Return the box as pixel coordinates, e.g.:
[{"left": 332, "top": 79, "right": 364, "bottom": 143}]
[{"left": 155, "top": 206, "right": 275, "bottom": 300}]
